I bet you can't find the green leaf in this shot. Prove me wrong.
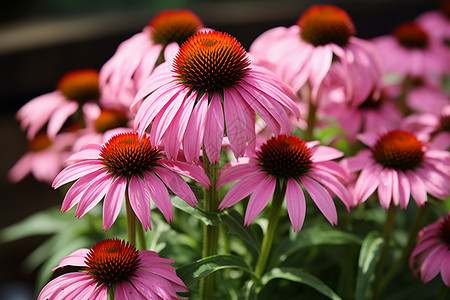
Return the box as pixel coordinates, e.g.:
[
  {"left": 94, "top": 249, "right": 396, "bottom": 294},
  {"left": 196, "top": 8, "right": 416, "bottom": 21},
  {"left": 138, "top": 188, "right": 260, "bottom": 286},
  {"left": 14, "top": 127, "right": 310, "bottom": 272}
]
[
  {"left": 221, "top": 209, "right": 261, "bottom": 254},
  {"left": 176, "top": 254, "right": 256, "bottom": 287},
  {"left": 355, "top": 231, "right": 384, "bottom": 300},
  {"left": 271, "top": 227, "right": 362, "bottom": 267},
  {"left": 262, "top": 267, "right": 343, "bottom": 300},
  {"left": 172, "top": 196, "right": 223, "bottom": 226}
]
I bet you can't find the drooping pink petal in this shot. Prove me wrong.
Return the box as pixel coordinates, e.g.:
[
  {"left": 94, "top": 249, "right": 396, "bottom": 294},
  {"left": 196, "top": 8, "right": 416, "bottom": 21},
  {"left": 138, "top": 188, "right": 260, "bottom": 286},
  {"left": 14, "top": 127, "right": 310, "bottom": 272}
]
[
  {"left": 377, "top": 168, "right": 394, "bottom": 210},
  {"left": 309, "top": 45, "right": 333, "bottom": 100},
  {"left": 405, "top": 170, "right": 427, "bottom": 206},
  {"left": 285, "top": 178, "right": 306, "bottom": 232},
  {"left": 224, "top": 89, "right": 249, "bottom": 158},
  {"left": 115, "top": 282, "right": 146, "bottom": 300},
  {"left": 102, "top": 176, "right": 127, "bottom": 230},
  {"left": 153, "top": 166, "right": 197, "bottom": 207},
  {"left": 301, "top": 176, "right": 337, "bottom": 226},
  {"left": 420, "top": 244, "right": 447, "bottom": 283},
  {"left": 308, "top": 170, "right": 352, "bottom": 210},
  {"left": 310, "top": 145, "right": 344, "bottom": 162},
  {"left": 55, "top": 249, "right": 89, "bottom": 270},
  {"left": 441, "top": 253, "right": 450, "bottom": 286},
  {"left": 8, "top": 154, "right": 32, "bottom": 183},
  {"left": 217, "top": 158, "right": 260, "bottom": 188},
  {"left": 74, "top": 172, "right": 114, "bottom": 218},
  {"left": 397, "top": 171, "right": 411, "bottom": 209},
  {"left": 354, "top": 164, "right": 382, "bottom": 204},
  {"left": 37, "top": 273, "right": 96, "bottom": 300},
  {"left": 52, "top": 160, "right": 104, "bottom": 189},
  {"left": 183, "top": 94, "right": 207, "bottom": 162},
  {"left": 143, "top": 171, "right": 173, "bottom": 223},
  {"left": 204, "top": 93, "right": 224, "bottom": 163},
  {"left": 159, "top": 160, "right": 210, "bottom": 188},
  {"left": 65, "top": 144, "right": 102, "bottom": 164},
  {"left": 357, "top": 131, "right": 381, "bottom": 148},
  {"left": 129, "top": 273, "right": 169, "bottom": 299},
  {"left": 128, "top": 175, "right": 152, "bottom": 231},
  {"left": 340, "top": 149, "right": 373, "bottom": 172},
  {"left": 47, "top": 101, "right": 79, "bottom": 139},
  {"left": 219, "top": 172, "right": 267, "bottom": 210},
  {"left": 244, "top": 176, "right": 276, "bottom": 226}
]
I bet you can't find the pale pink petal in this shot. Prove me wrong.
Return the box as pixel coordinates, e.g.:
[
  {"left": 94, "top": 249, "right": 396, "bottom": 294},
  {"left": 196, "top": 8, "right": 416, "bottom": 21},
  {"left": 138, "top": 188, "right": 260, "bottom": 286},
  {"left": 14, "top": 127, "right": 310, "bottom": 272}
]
[
  {"left": 55, "top": 249, "right": 89, "bottom": 270},
  {"left": 397, "top": 171, "right": 411, "bottom": 209},
  {"left": 47, "top": 101, "right": 79, "bottom": 139},
  {"left": 377, "top": 168, "right": 394, "bottom": 210},
  {"left": 30, "top": 151, "right": 65, "bottom": 183},
  {"left": 314, "top": 160, "right": 350, "bottom": 181},
  {"left": 102, "top": 176, "right": 127, "bottom": 230},
  {"left": 224, "top": 89, "right": 249, "bottom": 158},
  {"left": 308, "top": 170, "right": 352, "bottom": 210},
  {"left": 310, "top": 146, "right": 343, "bottom": 162},
  {"left": 153, "top": 166, "right": 197, "bottom": 207},
  {"left": 65, "top": 144, "right": 102, "bottom": 163},
  {"left": 217, "top": 158, "right": 260, "bottom": 188},
  {"left": 74, "top": 172, "right": 114, "bottom": 218},
  {"left": 244, "top": 177, "right": 276, "bottom": 226},
  {"left": 8, "top": 154, "right": 32, "bottom": 183},
  {"left": 420, "top": 244, "right": 447, "bottom": 283},
  {"left": 128, "top": 175, "right": 152, "bottom": 231},
  {"left": 183, "top": 94, "right": 207, "bottom": 162},
  {"left": 159, "top": 160, "right": 210, "bottom": 188},
  {"left": 391, "top": 170, "right": 400, "bottom": 207},
  {"left": 309, "top": 45, "right": 333, "bottom": 100},
  {"left": 340, "top": 149, "right": 373, "bottom": 172},
  {"left": 143, "top": 171, "right": 173, "bottom": 223},
  {"left": 286, "top": 178, "right": 306, "bottom": 232},
  {"left": 219, "top": 172, "right": 267, "bottom": 210},
  {"left": 204, "top": 93, "right": 224, "bottom": 163},
  {"left": 354, "top": 164, "right": 382, "bottom": 204},
  {"left": 53, "top": 160, "right": 104, "bottom": 189},
  {"left": 357, "top": 131, "right": 381, "bottom": 148},
  {"left": 37, "top": 273, "right": 96, "bottom": 300},
  {"left": 405, "top": 170, "right": 428, "bottom": 206},
  {"left": 301, "top": 176, "right": 337, "bottom": 226},
  {"left": 87, "top": 285, "right": 107, "bottom": 300}
]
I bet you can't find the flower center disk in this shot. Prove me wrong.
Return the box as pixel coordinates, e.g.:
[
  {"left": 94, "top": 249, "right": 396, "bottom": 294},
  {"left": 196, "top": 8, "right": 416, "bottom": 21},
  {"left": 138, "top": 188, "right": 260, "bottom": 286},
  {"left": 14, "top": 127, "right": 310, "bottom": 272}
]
[
  {"left": 439, "top": 214, "right": 450, "bottom": 249},
  {"left": 57, "top": 69, "right": 100, "bottom": 104},
  {"left": 150, "top": 9, "right": 203, "bottom": 46},
  {"left": 85, "top": 239, "right": 140, "bottom": 286},
  {"left": 372, "top": 130, "right": 424, "bottom": 170},
  {"left": 298, "top": 5, "right": 355, "bottom": 47},
  {"left": 28, "top": 133, "right": 52, "bottom": 152},
  {"left": 94, "top": 109, "right": 129, "bottom": 133},
  {"left": 100, "top": 132, "right": 161, "bottom": 176},
  {"left": 393, "top": 23, "right": 429, "bottom": 49},
  {"left": 172, "top": 31, "right": 250, "bottom": 94},
  {"left": 257, "top": 135, "right": 313, "bottom": 178}
]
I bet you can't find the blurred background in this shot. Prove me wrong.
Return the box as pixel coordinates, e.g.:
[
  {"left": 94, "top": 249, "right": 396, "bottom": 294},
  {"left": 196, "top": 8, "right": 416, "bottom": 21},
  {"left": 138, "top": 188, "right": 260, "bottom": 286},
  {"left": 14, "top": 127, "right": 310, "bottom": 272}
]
[{"left": 0, "top": 0, "right": 443, "bottom": 298}]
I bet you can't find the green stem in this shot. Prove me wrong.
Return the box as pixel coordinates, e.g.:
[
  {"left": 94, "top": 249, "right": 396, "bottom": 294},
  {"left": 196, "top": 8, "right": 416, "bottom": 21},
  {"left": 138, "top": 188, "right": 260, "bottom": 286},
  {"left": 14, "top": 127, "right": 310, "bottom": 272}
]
[
  {"left": 107, "top": 285, "right": 115, "bottom": 300},
  {"left": 125, "top": 183, "right": 136, "bottom": 246},
  {"left": 437, "top": 283, "right": 449, "bottom": 300},
  {"left": 398, "top": 75, "right": 413, "bottom": 115},
  {"left": 254, "top": 182, "right": 286, "bottom": 277},
  {"left": 373, "top": 205, "right": 398, "bottom": 300},
  {"left": 136, "top": 221, "right": 147, "bottom": 251},
  {"left": 221, "top": 224, "right": 231, "bottom": 254},
  {"left": 379, "top": 204, "right": 428, "bottom": 291},
  {"left": 199, "top": 151, "right": 220, "bottom": 300},
  {"left": 303, "top": 86, "right": 317, "bottom": 141}
]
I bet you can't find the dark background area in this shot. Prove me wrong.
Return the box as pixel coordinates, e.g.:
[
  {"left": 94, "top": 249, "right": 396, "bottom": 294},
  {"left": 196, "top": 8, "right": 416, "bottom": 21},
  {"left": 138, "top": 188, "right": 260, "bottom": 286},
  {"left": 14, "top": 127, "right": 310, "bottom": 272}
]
[{"left": 0, "top": 0, "right": 443, "bottom": 298}]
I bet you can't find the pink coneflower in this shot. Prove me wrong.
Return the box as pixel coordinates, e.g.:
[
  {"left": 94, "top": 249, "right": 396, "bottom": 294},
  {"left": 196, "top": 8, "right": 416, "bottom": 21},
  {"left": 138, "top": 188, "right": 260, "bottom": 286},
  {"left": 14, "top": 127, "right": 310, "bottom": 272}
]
[
  {"left": 402, "top": 105, "right": 450, "bottom": 150},
  {"left": 217, "top": 135, "right": 350, "bottom": 232},
  {"left": 404, "top": 78, "right": 450, "bottom": 114},
  {"left": 373, "top": 22, "right": 449, "bottom": 77},
  {"left": 17, "top": 69, "right": 100, "bottom": 140},
  {"left": 250, "top": 5, "right": 381, "bottom": 104},
  {"left": 343, "top": 130, "right": 450, "bottom": 209},
  {"left": 38, "top": 238, "right": 187, "bottom": 299},
  {"left": 132, "top": 31, "right": 300, "bottom": 163},
  {"left": 52, "top": 131, "right": 210, "bottom": 230},
  {"left": 100, "top": 9, "right": 207, "bottom": 110},
  {"left": 8, "top": 132, "right": 77, "bottom": 184},
  {"left": 322, "top": 88, "right": 402, "bottom": 143},
  {"left": 416, "top": 0, "right": 450, "bottom": 46},
  {"left": 410, "top": 212, "right": 450, "bottom": 286}
]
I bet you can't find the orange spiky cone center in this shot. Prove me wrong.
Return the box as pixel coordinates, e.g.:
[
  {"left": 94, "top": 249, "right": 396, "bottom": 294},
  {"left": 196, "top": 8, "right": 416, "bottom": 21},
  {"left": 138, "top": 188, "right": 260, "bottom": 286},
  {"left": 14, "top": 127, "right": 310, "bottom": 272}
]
[
  {"left": 94, "top": 110, "right": 129, "bottom": 133},
  {"left": 57, "top": 69, "right": 100, "bottom": 104},
  {"left": 393, "top": 23, "right": 429, "bottom": 49}
]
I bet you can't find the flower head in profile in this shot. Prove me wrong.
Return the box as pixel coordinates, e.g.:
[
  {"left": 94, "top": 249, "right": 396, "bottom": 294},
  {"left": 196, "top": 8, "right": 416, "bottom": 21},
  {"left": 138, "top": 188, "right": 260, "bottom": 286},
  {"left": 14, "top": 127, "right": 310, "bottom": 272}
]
[
  {"left": 409, "top": 212, "right": 450, "bottom": 286},
  {"left": 17, "top": 69, "right": 100, "bottom": 140},
  {"left": 250, "top": 4, "right": 381, "bottom": 104},
  {"left": 217, "top": 135, "right": 350, "bottom": 232},
  {"left": 343, "top": 130, "right": 450, "bottom": 209},
  {"left": 38, "top": 239, "right": 187, "bottom": 299},
  {"left": 132, "top": 31, "right": 300, "bottom": 163},
  {"left": 100, "top": 9, "right": 207, "bottom": 110},
  {"left": 415, "top": 0, "right": 450, "bottom": 47},
  {"left": 8, "top": 132, "right": 76, "bottom": 184},
  {"left": 53, "top": 131, "right": 210, "bottom": 230},
  {"left": 374, "top": 22, "right": 449, "bottom": 77}
]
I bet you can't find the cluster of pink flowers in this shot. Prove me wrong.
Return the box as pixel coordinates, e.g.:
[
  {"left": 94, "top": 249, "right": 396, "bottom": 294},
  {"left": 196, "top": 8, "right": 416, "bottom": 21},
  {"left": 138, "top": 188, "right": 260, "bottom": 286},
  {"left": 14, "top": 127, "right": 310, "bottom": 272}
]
[{"left": 9, "top": 3, "right": 450, "bottom": 299}]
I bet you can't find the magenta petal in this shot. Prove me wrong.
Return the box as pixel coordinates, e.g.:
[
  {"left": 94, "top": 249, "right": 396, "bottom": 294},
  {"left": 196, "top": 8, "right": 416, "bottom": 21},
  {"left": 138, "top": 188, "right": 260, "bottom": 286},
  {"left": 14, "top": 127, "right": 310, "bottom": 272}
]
[
  {"left": 217, "top": 158, "right": 260, "bottom": 188},
  {"left": 183, "top": 94, "right": 207, "bottom": 162},
  {"left": 420, "top": 244, "right": 447, "bottom": 283},
  {"left": 441, "top": 253, "right": 450, "bottom": 286},
  {"left": 397, "top": 171, "right": 411, "bottom": 209},
  {"left": 301, "top": 176, "right": 337, "bottom": 225},
  {"left": 159, "top": 159, "right": 211, "bottom": 188},
  {"left": 143, "top": 171, "right": 173, "bottom": 223},
  {"left": 286, "top": 178, "right": 306, "bottom": 232},
  {"left": 47, "top": 101, "right": 78, "bottom": 139},
  {"left": 354, "top": 164, "right": 382, "bottom": 204},
  {"left": 66, "top": 144, "right": 102, "bottom": 164},
  {"left": 128, "top": 175, "right": 152, "bottom": 231},
  {"left": 310, "top": 146, "right": 344, "bottom": 162},
  {"left": 224, "top": 89, "right": 249, "bottom": 158},
  {"left": 37, "top": 273, "right": 96, "bottom": 300},
  {"left": 153, "top": 166, "right": 197, "bottom": 207},
  {"left": 115, "top": 282, "right": 146, "bottom": 300},
  {"left": 340, "top": 149, "right": 373, "bottom": 172},
  {"left": 244, "top": 177, "right": 276, "bottom": 226},
  {"left": 219, "top": 172, "right": 267, "bottom": 210},
  {"left": 102, "top": 176, "right": 127, "bottom": 230},
  {"left": 377, "top": 168, "right": 394, "bottom": 210},
  {"left": 53, "top": 160, "right": 104, "bottom": 189},
  {"left": 309, "top": 170, "right": 352, "bottom": 210},
  {"left": 128, "top": 274, "right": 167, "bottom": 299},
  {"left": 405, "top": 170, "right": 427, "bottom": 206},
  {"left": 74, "top": 172, "right": 114, "bottom": 218},
  {"left": 204, "top": 93, "right": 224, "bottom": 163}
]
